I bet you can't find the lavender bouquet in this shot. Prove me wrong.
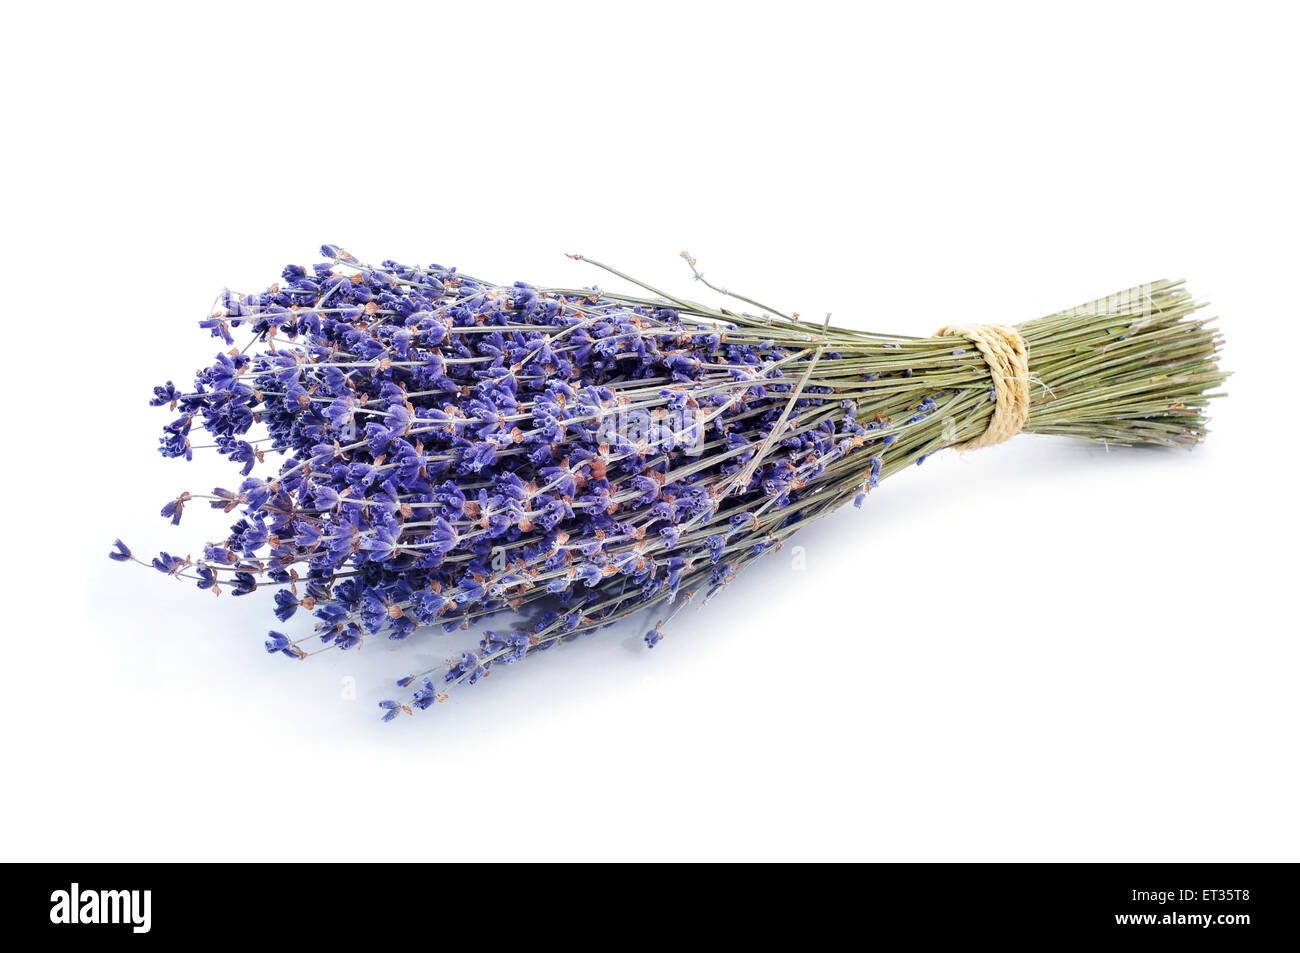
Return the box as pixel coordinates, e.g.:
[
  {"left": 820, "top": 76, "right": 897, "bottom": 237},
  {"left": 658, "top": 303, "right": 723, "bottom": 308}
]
[{"left": 113, "top": 246, "right": 1227, "bottom": 721}]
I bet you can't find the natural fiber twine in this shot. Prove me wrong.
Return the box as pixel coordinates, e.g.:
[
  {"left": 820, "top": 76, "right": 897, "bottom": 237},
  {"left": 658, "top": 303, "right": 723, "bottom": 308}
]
[{"left": 936, "top": 323, "right": 1031, "bottom": 450}]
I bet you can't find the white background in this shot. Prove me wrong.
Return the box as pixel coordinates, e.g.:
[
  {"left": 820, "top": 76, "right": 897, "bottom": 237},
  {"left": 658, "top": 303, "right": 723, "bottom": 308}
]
[{"left": 2, "top": 1, "right": 1296, "bottom": 861}]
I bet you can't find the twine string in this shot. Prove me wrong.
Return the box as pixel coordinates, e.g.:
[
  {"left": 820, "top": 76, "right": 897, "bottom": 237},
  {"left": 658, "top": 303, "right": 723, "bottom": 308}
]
[{"left": 936, "top": 323, "right": 1031, "bottom": 450}]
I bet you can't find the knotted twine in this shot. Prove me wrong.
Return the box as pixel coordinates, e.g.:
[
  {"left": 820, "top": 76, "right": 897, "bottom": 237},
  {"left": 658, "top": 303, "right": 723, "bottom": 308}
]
[{"left": 935, "top": 323, "right": 1031, "bottom": 450}]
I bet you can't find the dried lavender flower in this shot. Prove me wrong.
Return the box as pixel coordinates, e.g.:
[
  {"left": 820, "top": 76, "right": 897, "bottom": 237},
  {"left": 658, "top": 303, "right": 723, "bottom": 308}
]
[{"left": 112, "top": 246, "right": 1227, "bottom": 721}]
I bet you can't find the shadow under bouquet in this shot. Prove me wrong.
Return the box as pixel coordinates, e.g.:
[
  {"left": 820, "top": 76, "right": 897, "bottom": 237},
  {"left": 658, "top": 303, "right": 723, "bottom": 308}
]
[{"left": 112, "top": 246, "right": 1227, "bottom": 720}]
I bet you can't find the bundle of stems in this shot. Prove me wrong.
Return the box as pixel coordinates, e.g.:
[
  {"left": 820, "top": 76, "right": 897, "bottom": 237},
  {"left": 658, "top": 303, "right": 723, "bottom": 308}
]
[{"left": 111, "top": 247, "right": 1226, "bottom": 720}]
